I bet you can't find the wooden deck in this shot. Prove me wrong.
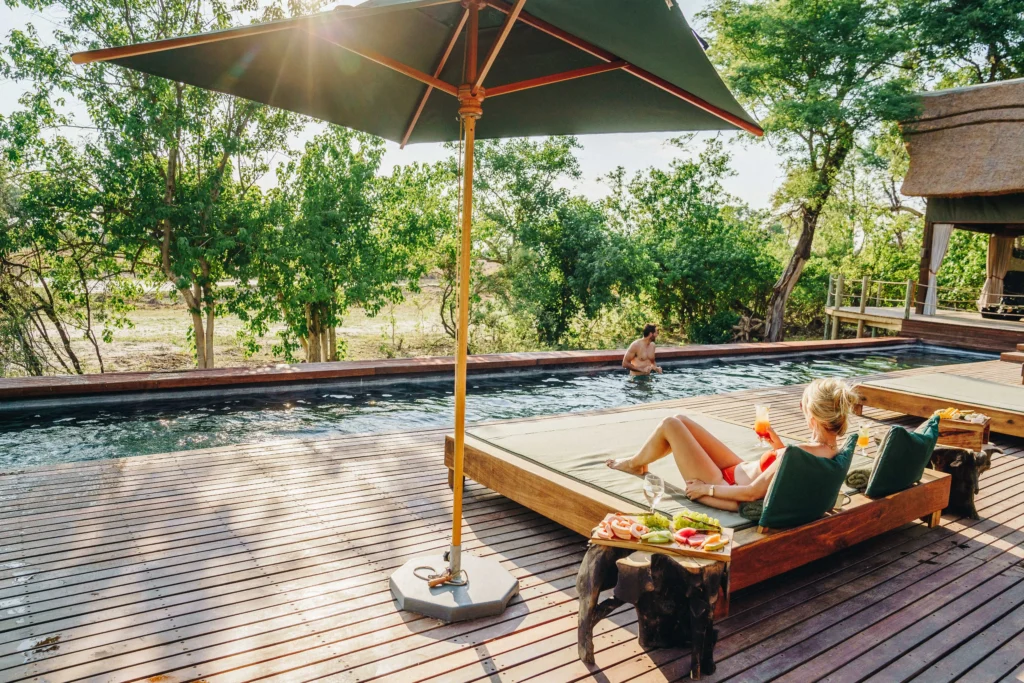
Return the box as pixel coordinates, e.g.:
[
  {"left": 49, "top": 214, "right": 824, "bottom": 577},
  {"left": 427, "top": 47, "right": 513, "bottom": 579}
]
[
  {"left": 1, "top": 360, "right": 1023, "bottom": 682},
  {"left": 826, "top": 306, "right": 1024, "bottom": 353}
]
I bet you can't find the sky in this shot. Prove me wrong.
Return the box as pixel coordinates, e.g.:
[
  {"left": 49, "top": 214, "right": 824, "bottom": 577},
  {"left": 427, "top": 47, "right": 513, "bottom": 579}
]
[{"left": 0, "top": 0, "right": 785, "bottom": 208}]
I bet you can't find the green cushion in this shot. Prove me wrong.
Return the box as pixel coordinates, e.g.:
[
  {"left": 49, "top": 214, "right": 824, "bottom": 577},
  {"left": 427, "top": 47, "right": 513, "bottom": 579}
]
[
  {"left": 758, "top": 434, "right": 858, "bottom": 529},
  {"left": 864, "top": 415, "right": 940, "bottom": 498}
]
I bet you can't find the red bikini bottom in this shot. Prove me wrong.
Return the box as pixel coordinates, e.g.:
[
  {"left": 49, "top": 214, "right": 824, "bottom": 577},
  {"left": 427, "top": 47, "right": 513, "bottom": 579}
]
[{"left": 721, "top": 451, "right": 777, "bottom": 486}]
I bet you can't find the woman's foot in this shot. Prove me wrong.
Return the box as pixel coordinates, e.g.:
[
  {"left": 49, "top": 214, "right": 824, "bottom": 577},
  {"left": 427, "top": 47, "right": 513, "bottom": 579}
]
[{"left": 606, "top": 458, "right": 648, "bottom": 476}]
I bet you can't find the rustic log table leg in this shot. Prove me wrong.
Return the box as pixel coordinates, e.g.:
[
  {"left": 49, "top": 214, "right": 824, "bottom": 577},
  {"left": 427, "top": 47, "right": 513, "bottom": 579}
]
[
  {"left": 683, "top": 558, "right": 727, "bottom": 678},
  {"left": 576, "top": 544, "right": 627, "bottom": 665}
]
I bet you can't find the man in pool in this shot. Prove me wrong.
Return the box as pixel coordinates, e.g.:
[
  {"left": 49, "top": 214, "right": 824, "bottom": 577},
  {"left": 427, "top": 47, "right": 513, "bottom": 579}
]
[{"left": 622, "top": 324, "right": 663, "bottom": 376}]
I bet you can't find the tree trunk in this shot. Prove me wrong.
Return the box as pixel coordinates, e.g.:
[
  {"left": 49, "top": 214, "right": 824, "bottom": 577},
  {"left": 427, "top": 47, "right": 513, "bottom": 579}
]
[
  {"left": 205, "top": 295, "right": 215, "bottom": 370},
  {"left": 39, "top": 303, "right": 83, "bottom": 374},
  {"left": 305, "top": 304, "right": 321, "bottom": 363},
  {"left": 328, "top": 324, "right": 337, "bottom": 362},
  {"left": 190, "top": 306, "right": 207, "bottom": 369},
  {"left": 320, "top": 304, "right": 330, "bottom": 362},
  {"left": 764, "top": 206, "right": 821, "bottom": 342}
]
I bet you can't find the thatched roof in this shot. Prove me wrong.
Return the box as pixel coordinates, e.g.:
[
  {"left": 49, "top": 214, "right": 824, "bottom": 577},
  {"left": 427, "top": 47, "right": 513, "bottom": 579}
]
[{"left": 901, "top": 78, "right": 1024, "bottom": 198}]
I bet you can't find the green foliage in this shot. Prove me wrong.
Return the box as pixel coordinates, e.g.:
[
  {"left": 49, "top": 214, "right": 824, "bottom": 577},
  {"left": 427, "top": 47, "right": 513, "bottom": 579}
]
[
  {"left": 626, "top": 138, "right": 776, "bottom": 335},
  {"left": 687, "top": 311, "right": 742, "bottom": 345},
  {"left": 0, "top": 0, "right": 1005, "bottom": 371},
  {"left": 2, "top": 0, "right": 305, "bottom": 368},
  {"left": 903, "top": 0, "right": 1024, "bottom": 85},
  {"left": 0, "top": 136, "right": 139, "bottom": 375},
  {"left": 472, "top": 137, "right": 637, "bottom": 348},
  {"left": 239, "top": 127, "right": 447, "bottom": 362},
  {"left": 701, "top": 0, "right": 920, "bottom": 339}
]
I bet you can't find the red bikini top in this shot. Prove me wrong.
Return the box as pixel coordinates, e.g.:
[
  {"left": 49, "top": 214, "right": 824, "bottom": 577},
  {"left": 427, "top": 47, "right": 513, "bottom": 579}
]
[{"left": 759, "top": 450, "right": 778, "bottom": 472}]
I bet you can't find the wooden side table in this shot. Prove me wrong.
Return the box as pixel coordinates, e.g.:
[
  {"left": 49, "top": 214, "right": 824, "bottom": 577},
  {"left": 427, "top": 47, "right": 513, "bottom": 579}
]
[
  {"left": 937, "top": 415, "right": 990, "bottom": 452},
  {"left": 576, "top": 544, "right": 728, "bottom": 679}
]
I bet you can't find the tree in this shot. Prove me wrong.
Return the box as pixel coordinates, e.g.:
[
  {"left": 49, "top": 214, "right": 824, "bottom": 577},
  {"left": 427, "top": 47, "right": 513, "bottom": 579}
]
[
  {"left": 626, "top": 138, "right": 775, "bottom": 339},
  {"left": 471, "top": 136, "right": 636, "bottom": 348},
  {"left": 3, "top": 0, "right": 304, "bottom": 368},
  {"left": 503, "top": 196, "right": 633, "bottom": 346},
  {"left": 904, "top": 0, "right": 1024, "bottom": 85},
  {"left": 239, "top": 127, "right": 445, "bottom": 362},
  {"left": 702, "top": 0, "right": 918, "bottom": 340},
  {"left": 0, "top": 128, "right": 137, "bottom": 375}
]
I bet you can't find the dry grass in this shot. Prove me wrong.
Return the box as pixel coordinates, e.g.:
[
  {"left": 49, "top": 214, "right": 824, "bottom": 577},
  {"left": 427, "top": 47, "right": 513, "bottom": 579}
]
[{"left": 70, "top": 281, "right": 455, "bottom": 374}]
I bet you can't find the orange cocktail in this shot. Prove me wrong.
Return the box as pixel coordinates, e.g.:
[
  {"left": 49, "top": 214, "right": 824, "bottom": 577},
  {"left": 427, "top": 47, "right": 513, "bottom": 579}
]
[
  {"left": 754, "top": 404, "right": 771, "bottom": 446},
  {"left": 857, "top": 425, "right": 870, "bottom": 455}
]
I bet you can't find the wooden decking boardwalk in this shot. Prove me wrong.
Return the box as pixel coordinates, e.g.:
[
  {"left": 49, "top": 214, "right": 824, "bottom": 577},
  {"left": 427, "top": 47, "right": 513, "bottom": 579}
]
[{"left": 1, "top": 359, "right": 1022, "bottom": 682}]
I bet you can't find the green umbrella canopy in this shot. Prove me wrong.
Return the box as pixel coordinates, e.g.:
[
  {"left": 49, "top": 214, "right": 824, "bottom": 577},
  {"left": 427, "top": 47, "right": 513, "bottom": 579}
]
[
  {"left": 71, "top": 0, "right": 762, "bottom": 599},
  {"left": 72, "top": 0, "right": 762, "bottom": 144}
]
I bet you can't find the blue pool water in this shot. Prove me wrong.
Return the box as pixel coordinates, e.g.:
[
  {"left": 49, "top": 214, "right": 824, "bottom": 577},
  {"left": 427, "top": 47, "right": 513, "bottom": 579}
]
[{"left": 0, "top": 345, "right": 989, "bottom": 470}]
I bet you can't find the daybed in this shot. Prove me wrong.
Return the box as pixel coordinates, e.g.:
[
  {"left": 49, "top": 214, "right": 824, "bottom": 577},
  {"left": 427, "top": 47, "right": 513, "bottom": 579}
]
[
  {"left": 854, "top": 372, "right": 1024, "bottom": 438},
  {"left": 444, "top": 406, "right": 949, "bottom": 607}
]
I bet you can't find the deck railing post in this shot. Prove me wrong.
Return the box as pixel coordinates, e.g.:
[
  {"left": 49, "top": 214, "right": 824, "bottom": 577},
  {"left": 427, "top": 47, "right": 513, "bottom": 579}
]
[
  {"left": 831, "top": 273, "right": 844, "bottom": 340},
  {"left": 904, "top": 279, "right": 914, "bottom": 320},
  {"left": 823, "top": 273, "right": 834, "bottom": 340},
  {"left": 857, "top": 275, "right": 869, "bottom": 338}
]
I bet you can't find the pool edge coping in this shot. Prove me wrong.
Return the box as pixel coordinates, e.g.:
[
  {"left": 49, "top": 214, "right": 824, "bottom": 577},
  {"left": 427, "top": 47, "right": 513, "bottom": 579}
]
[{"left": 0, "top": 337, "right": 923, "bottom": 410}]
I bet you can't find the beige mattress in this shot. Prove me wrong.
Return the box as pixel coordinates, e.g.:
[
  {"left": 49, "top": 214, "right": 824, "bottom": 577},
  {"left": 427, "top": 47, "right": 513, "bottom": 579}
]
[
  {"left": 470, "top": 408, "right": 775, "bottom": 530},
  {"left": 861, "top": 373, "right": 1024, "bottom": 413}
]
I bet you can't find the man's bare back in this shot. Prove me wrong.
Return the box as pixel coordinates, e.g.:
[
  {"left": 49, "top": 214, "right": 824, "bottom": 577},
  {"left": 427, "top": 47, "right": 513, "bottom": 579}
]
[{"left": 622, "top": 325, "right": 662, "bottom": 376}]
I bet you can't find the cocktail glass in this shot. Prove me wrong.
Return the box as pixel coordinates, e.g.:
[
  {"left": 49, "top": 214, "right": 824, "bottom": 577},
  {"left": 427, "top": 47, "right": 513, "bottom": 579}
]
[
  {"left": 857, "top": 425, "right": 871, "bottom": 456},
  {"left": 754, "top": 404, "right": 771, "bottom": 447}
]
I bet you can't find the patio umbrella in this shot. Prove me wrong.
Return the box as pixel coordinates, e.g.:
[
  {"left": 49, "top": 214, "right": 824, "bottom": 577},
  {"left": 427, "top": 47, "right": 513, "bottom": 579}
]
[{"left": 73, "top": 0, "right": 761, "bottom": 622}]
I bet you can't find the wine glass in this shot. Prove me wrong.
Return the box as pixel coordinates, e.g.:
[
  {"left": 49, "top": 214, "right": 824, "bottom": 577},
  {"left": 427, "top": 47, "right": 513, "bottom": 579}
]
[
  {"left": 857, "top": 425, "right": 871, "bottom": 456},
  {"left": 643, "top": 473, "right": 664, "bottom": 514},
  {"left": 754, "top": 404, "right": 771, "bottom": 447}
]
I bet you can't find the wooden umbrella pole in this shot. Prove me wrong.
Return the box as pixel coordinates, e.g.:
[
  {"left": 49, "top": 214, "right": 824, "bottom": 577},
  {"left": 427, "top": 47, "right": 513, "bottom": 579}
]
[{"left": 449, "top": 0, "right": 485, "bottom": 576}]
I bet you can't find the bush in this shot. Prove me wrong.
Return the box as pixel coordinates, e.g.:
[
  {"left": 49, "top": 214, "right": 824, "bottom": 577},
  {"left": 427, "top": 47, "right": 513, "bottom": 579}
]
[{"left": 687, "top": 311, "right": 740, "bottom": 345}]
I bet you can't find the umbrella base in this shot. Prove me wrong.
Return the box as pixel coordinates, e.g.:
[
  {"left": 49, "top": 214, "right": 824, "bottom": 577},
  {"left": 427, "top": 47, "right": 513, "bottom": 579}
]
[{"left": 390, "top": 552, "right": 518, "bottom": 622}]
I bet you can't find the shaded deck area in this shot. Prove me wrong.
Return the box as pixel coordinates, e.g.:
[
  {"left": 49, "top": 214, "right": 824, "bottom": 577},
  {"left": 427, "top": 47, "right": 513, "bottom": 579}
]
[
  {"left": 825, "top": 305, "right": 1024, "bottom": 353},
  {"left": 1, "top": 360, "right": 1023, "bottom": 682}
]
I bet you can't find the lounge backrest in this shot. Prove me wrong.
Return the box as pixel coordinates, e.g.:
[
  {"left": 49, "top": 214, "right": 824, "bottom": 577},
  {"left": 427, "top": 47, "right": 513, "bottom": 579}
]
[
  {"left": 864, "top": 415, "right": 941, "bottom": 498},
  {"left": 758, "top": 434, "right": 858, "bottom": 529}
]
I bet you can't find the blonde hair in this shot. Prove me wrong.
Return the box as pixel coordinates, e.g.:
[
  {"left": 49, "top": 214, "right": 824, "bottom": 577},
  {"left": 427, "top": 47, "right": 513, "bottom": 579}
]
[{"left": 801, "top": 378, "right": 857, "bottom": 438}]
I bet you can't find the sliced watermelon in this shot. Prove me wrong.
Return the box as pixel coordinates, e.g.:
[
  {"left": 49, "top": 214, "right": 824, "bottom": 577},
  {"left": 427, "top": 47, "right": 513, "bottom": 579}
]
[{"left": 686, "top": 534, "right": 707, "bottom": 547}]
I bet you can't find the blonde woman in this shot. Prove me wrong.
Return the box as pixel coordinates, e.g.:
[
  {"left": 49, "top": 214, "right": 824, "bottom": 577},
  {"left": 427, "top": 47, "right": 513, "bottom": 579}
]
[{"left": 606, "top": 378, "right": 858, "bottom": 512}]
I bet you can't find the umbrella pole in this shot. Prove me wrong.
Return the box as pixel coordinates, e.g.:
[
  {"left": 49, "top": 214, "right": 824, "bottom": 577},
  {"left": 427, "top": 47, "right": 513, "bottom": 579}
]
[
  {"left": 389, "top": 4, "right": 515, "bottom": 621},
  {"left": 450, "top": 109, "right": 476, "bottom": 575},
  {"left": 450, "top": 1, "right": 484, "bottom": 578}
]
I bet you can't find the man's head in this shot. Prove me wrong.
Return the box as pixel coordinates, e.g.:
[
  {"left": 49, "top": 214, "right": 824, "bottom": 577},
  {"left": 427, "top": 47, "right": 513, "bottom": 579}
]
[{"left": 643, "top": 324, "right": 657, "bottom": 341}]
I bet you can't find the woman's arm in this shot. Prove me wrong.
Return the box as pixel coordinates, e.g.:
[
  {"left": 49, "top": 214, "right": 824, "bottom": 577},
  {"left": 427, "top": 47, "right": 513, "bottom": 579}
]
[
  {"left": 686, "top": 460, "right": 781, "bottom": 506},
  {"left": 766, "top": 425, "right": 785, "bottom": 450}
]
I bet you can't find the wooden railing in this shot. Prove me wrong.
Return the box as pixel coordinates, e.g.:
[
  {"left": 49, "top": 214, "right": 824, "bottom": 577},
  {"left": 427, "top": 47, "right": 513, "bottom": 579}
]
[
  {"left": 823, "top": 273, "right": 1018, "bottom": 339},
  {"left": 824, "top": 274, "right": 916, "bottom": 339}
]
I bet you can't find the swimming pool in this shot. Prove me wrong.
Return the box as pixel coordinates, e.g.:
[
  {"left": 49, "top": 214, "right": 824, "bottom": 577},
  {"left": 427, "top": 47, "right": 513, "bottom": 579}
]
[{"left": 0, "top": 345, "right": 989, "bottom": 470}]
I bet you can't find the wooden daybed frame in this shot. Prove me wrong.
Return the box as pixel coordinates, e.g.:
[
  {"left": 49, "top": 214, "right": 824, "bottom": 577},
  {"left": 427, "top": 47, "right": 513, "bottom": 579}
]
[
  {"left": 854, "top": 382, "right": 1024, "bottom": 438},
  {"left": 444, "top": 433, "right": 949, "bottom": 606}
]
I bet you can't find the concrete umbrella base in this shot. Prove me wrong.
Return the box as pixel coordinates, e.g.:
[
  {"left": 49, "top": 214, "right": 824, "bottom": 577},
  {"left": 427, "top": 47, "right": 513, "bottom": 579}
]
[{"left": 390, "top": 552, "right": 519, "bottom": 622}]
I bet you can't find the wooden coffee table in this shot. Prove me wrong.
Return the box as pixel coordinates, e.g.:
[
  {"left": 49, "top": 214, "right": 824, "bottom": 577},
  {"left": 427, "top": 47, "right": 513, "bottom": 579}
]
[{"left": 576, "top": 544, "right": 728, "bottom": 679}]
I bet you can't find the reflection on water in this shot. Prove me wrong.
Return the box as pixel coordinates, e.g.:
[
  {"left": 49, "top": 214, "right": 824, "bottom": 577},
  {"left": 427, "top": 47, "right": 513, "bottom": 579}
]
[{"left": 0, "top": 346, "right": 985, "bottom": 470}]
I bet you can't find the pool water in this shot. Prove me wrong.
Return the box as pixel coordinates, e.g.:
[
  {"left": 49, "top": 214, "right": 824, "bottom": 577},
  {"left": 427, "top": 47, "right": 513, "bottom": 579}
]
[{"left": 0, "top": 346, "right": 987, "bottom": 470}]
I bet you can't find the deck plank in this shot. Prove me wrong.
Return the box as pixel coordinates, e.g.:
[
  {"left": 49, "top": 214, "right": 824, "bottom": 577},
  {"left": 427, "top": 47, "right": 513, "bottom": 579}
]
[{"left": 0, "top": 359, "right": 1022, "bottom": 682}]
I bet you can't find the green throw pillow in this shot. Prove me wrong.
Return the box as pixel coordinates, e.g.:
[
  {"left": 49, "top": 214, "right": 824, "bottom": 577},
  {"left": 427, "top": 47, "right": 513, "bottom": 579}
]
[
  {"left": 758, "top": 434, "right": 857, "bottom": 529},
  {"left": 864, "top": 415, "right": 940, "bottom": 498}
]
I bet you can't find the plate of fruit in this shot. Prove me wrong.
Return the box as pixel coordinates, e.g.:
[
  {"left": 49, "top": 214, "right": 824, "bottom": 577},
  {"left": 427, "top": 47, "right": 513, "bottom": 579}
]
[{"left": 590, "top": 509, "right": 732, "bottom": 560}]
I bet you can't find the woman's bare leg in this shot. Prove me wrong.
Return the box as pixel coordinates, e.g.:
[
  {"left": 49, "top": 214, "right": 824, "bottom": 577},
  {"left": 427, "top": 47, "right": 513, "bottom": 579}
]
[
  {"left": 607, "top": 416, "right": 731, "bottom": 484},
  {"left": 675, "top": 415, "right": 744, "bottom": 470}
]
